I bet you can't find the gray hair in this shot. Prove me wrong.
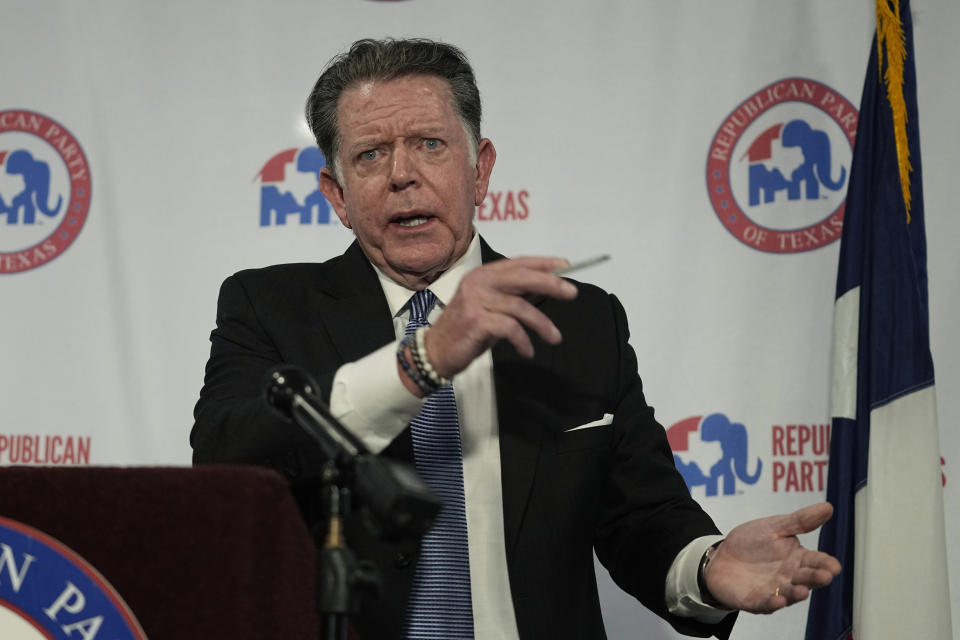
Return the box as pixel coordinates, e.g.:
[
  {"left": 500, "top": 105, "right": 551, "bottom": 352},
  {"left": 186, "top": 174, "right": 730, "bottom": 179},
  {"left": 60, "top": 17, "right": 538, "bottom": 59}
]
[{"left": 305, "top": 38, "right": 482, "bottom": 180}]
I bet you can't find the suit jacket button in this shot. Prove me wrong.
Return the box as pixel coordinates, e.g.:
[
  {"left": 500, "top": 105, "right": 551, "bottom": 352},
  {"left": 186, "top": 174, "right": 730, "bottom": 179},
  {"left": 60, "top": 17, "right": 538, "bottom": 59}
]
[{"left": 394, "top": 552, "right": 411, "bottom": 568}]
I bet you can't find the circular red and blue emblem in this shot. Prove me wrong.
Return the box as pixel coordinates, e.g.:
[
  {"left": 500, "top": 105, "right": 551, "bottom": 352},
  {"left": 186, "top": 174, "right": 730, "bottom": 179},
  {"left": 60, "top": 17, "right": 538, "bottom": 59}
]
[
  {"left": 0, "top": 516, "right": 146, "bottom": 639},
  {"left": 706, "top": 78, "right": 857, "bottom": 253},
  {"left": 0, "top": 110, "right": 91, "bottom": 274}
]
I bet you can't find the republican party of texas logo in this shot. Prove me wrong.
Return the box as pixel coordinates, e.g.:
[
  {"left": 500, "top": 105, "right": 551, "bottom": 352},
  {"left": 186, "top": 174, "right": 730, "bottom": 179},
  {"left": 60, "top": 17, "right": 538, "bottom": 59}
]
[
  {"left": 0, "top": 110, "right": 91, "bottom": 274},
  {"left": 0, "top": 517, "right": 146, "bottom": 639},
  {"left": 667, "top": 413, "right": 762, "bottom": 496},
  {"left": 256, "top": 147, "right": 335, "bottom": 227},
  {"left": 706, "top": 79, "right": 858, "bottom": 253}
]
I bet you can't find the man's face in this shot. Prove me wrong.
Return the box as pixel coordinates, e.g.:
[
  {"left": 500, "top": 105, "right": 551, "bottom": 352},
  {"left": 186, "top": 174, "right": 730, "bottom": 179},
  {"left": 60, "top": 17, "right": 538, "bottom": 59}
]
[{"left": 319, "top": 75, "right": 495, "bottom": 288}]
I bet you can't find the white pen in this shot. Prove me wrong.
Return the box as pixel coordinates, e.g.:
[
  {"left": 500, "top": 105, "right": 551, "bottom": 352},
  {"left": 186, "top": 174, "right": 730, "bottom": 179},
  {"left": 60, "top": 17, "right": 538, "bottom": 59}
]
[{"left": 552, "top": 254, "right": 611, "bottom": 276}]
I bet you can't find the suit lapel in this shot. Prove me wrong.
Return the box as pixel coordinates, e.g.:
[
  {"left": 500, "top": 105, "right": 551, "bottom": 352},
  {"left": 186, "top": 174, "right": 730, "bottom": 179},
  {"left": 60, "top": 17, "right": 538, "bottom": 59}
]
[{"left": 312, "top": 241, "right": 396, "bottom": 364}]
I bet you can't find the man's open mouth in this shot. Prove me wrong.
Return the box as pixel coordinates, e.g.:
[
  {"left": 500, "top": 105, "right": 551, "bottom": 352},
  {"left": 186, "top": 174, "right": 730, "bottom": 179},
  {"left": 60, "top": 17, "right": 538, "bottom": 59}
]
[{"left": 392, "top": 214, "right": 433, "bottom": 228}]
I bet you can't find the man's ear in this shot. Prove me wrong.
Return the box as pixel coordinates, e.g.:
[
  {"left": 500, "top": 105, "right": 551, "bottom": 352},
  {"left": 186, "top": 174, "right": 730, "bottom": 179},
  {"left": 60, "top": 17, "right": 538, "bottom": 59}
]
[
  {"left": 474, "top": 138, "right": 497, "bottom": 206},
  {"left": 318, "top": 166, "right": 351, "bottom": 228}
]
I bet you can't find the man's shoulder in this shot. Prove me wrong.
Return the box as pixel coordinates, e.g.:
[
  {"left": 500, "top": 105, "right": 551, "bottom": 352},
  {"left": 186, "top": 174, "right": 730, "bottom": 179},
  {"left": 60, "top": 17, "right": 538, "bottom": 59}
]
[
  {"left": 557, "top": 277, "right": 615, "bottom": 309},
  {"left": 567, "top": 277, "right": 609, "bottom": 298},
  {"left": 226, "top": 242, "right": 367, "bottom": 293},
  {"left": 543, "top": 278, "right": 630, "bottom": 347},
  {"left": 224, "top": 261, "right": 331, "bottom": 299},
  {"left": 232, "top": 261, "right": 331, "bottom": 283}
]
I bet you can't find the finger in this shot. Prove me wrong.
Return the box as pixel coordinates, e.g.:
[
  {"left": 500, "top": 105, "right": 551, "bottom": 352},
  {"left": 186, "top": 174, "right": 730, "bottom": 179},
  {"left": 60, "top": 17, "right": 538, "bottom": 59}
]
[
  {"left": 484, "top": 257, "right": 572, "bottom": 283},
  {"left": 502, "top": 256, "right": 571, "bottom": 272},
  {"left": 456, "top": 313, "right": 534, "bottom": 358},
  {"left": 489, "top": 294, "right": 564, "bottom": 345},
  {"left": 801, "top": 550, "right": 842, "bottom": 575},
  {"left": 460, "top": 261, "right": 577, "bottom": 308},
  {"left": 480, "top": 302, "right": 561, "bottom": 356},
  {"left": 789, "top": 566, "right": 840, "bottom": 589},
  {"left": 789, "top": 551, "right": 842, "bottom": 585},
  {"left": 489, "top": 266, "right": 578, "bottom": 301},
  {"left": 778, "top": 502, "right": 834, "bottom": 536},
  {"left": 486, "top": 314, "right": 536, "bottom": 358},
  {"left": 763, "top": 582, "right": 810, "bottom": 613},
  {"left": 765, "top": 590, "right": 788, "bottom": 614},
  {"left": 781, "top": 583, "right": 811, "bottom": 604}
]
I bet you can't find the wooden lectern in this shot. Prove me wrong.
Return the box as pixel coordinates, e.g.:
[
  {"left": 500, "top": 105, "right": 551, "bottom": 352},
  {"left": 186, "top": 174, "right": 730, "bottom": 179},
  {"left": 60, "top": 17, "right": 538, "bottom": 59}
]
[{"left": 0, "top": 465, "right": 319, "bottom": 639}]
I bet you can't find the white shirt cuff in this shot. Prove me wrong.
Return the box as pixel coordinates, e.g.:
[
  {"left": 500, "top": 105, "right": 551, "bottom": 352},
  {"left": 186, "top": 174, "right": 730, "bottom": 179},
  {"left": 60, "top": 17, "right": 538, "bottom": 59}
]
[
  {"left": 665, "top": 534, "right": 732, "bottom": 623},
  {"left": 329, "top": 340, "right": 425, "bottom": 453}
]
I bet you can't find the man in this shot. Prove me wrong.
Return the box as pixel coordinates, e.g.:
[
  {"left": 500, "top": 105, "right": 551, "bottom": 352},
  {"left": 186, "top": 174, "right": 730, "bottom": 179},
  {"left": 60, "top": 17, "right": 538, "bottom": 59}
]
[{"left": 192, "top": 38, "right": 840, "bottom": 639}]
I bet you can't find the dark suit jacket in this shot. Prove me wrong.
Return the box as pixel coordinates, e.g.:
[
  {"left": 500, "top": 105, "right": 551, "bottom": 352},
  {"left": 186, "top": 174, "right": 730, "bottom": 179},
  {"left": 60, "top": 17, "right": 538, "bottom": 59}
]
[{"left": 191, "top": 238, "right": 736, "bottom": 639}]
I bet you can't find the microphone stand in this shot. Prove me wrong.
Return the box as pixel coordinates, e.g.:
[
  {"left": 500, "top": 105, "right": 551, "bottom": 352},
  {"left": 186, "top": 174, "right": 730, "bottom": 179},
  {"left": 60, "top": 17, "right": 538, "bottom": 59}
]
[
  {"left": 316, "top": 462, "right": 377, "bottom": 640},
  {"left": 264, "top": 366, "right": 440, "bottom": 639}
]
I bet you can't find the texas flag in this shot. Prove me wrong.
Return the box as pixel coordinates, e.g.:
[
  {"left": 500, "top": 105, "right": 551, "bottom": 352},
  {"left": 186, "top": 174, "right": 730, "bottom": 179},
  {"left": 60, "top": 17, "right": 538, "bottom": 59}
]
[{"left": 804, "top": 1, "right": 952, "bottom": 639}]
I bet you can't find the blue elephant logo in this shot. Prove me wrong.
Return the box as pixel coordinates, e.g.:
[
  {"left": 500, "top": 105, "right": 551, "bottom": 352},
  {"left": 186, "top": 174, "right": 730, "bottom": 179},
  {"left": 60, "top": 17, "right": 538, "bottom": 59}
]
[
  {"left": 257, "top": 147, "right": 331, "bottom": 226},
  {"left": 668, "top": 413, "right": 763, "bottom": 496},
  {"left": 745, "top": 119, "right": 847, "bottom": 207},
  {"left": 0, "top": 149, "right": 63, "bottom": 224}
]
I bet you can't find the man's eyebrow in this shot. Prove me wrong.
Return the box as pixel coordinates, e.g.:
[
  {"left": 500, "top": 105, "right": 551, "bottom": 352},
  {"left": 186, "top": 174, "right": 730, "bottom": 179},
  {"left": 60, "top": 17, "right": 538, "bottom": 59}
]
[
  {"left": 348, "top": 126, "right": 449, "bottom": 154},
  {"left": 347, "top": 137, "right": 383, "bottom": 154},
  {"left": 416, "top": 125, "right": 446, "bottom": 137}
]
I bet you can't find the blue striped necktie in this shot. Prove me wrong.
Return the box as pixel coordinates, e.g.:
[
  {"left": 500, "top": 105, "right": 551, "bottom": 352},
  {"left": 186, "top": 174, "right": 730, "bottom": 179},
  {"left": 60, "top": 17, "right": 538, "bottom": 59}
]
[{"left": 403, "top": 289, "right": 474, "bottom": 639}]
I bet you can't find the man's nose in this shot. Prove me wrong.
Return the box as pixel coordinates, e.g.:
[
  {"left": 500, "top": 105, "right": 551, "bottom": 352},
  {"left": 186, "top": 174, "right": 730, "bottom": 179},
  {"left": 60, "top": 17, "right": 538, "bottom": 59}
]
[{"left": 389, "top": 145, "right": 419, "bottom": 191}]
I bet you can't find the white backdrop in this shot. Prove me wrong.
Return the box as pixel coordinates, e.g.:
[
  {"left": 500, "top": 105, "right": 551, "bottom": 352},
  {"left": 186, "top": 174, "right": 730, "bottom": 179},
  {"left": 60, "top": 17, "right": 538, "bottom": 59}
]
[{"left": 2, "top": 1, "right": 957, "bottom": 638}]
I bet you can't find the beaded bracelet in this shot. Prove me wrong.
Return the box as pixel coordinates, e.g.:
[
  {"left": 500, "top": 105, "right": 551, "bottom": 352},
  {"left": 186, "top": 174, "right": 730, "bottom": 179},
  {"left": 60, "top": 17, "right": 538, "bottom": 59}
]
[
  {"left": 412, "top": 327, "right": 452, "bottom": 388},
  {"left": 396, "top": 336, "right": 436, "bottom": 395}
]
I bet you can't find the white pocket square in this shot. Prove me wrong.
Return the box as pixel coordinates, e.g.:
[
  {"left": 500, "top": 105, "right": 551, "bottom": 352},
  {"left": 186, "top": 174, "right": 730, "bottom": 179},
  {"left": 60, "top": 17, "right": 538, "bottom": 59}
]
[{"left": 564, "top": 413, "right": 614, "bottom": 432}]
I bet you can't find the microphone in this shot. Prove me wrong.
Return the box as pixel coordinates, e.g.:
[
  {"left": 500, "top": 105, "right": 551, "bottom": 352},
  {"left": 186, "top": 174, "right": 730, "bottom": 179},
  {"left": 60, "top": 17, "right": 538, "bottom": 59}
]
[
  {"left": 264, "top": 365, "right": 440, "bottom": 539},
  {"left": 265, "top": 365, "right": 366, "bottom": 462}
]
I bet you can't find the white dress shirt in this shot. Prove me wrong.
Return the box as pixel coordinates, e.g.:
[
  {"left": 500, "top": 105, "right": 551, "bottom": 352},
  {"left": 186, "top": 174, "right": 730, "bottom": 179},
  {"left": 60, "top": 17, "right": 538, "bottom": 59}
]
[{"left": 329, "top": 232, "right": 727, "bottom": 638}]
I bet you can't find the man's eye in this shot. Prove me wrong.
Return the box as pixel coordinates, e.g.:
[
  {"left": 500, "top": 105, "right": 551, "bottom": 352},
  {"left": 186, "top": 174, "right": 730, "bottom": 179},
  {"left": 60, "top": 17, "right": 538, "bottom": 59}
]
[
  {"left": 423, "top": 138, "right": 442, "bottom": 150},
  {"left": 359, "top": 149, "right": 378, "bottom": 162}
]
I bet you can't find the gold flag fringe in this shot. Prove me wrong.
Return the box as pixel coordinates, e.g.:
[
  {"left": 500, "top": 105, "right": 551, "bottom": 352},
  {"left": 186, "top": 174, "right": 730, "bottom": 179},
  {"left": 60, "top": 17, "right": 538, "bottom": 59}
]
[{"left": 876, "top": 0, "right": 912, "bottom": 223}]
